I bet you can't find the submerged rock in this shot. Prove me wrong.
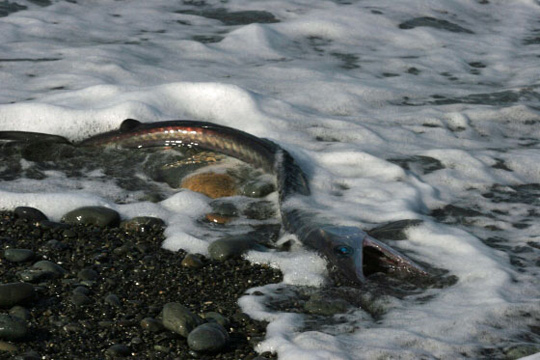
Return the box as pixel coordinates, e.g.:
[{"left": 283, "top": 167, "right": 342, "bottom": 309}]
[{"left": 181, "top": 172, "right": 238, "bottom": 199}]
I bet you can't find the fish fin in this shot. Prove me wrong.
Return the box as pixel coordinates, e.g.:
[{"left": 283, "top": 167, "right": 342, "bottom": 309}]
[{"left": 119, "top": 119, "right": 142, "bottom": 132}]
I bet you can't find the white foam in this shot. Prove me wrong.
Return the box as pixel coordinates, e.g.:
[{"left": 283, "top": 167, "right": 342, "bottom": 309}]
[{"left": 1, "top": 0, "right": 539, "bottom": 358}]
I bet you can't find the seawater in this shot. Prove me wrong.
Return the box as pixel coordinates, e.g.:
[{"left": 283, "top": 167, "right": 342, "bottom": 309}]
[{"left": 1, "top": 1, "right": 539, "bottom": 359}]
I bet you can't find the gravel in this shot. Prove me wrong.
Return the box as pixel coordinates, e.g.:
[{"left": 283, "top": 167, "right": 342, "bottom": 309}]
[{"left": 0, "top": 209, "right": 282, "bottom": 359}]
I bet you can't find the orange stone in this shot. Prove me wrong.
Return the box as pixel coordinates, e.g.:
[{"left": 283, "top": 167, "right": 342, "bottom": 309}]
[{"left": 180, "top": 172, "right": 237, "bottom": 199}]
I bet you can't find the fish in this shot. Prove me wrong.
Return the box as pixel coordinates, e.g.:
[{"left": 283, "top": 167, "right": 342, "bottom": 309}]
[{"left": 0, "top": 119, "right": 427, "bottom": 284}]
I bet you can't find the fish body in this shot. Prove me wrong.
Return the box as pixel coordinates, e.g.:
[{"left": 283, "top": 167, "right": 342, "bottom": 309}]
[
  {"left": 81, "top": 119, "right": 427, "bottom": 283},
  {"left": 1, "top": 119, "right": 427, "bottom": 283}
]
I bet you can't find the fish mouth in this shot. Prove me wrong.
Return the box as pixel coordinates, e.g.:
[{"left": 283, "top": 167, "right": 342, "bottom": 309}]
[{"left": 320, "top": 226, "right": 427, "bottom": 284}]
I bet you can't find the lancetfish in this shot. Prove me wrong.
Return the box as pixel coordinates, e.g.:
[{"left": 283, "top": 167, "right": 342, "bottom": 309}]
[{"left": 0, "top": 119, "right": 427, "bottom": 284}]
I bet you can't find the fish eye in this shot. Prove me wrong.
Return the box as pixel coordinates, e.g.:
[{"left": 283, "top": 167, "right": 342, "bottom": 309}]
[{"left": 334, "top": 245, "right": 354, "bottom": 257}]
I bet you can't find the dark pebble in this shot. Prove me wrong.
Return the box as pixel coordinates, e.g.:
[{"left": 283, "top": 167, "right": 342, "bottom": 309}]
[
  {"left": 202, "top": 312, "right": 229, "bottom": 327},
  {"left": 14, "top": 207, "right": 48, "bottom": 222},
  {"left": 17, "top": 269, "right": 53, "bottom": 282},
  {"left": 105, "top": 344, "right": 131, "bottom": 357},
  {"left": 140, "top": 317, "right": 164, "bottom": 332},
  {"left": 70, "top": 292, "right": 93, "bottom": 306},
  {"left": 0, "top": 282, "right": 35, "bottom": 307},
  {"left": 104, "top": 293, "right": 122, "bottom": 307},
  {"left": 3, "top": 249, "right": 34, "bottom": 263},
  {"left": 181, "top": 253, "right": 205, "bottom": 269},
  {"left": 161, "top": 302, "right": 204, "bottom": 338},
  {"left": 77, "top": 268, "right": 99, "bottom": 281},
  {"left": 0, "top": 314, "right": 28, "bottom": 340},
  {"left": 32, "top": 260, "right": 67, "bottom": 276},
  {"left": 187, "top": 322, "right": 229, "bottom": 352},
  {"left": 61, "top": 206, "right": 120, "bottom": 227}
]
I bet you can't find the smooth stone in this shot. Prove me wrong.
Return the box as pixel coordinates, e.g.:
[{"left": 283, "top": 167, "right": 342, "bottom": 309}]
[
  {"left": 77, "top": 268, "right": 98, "bottom": 281},
  {"left": 0, "top": 340, "right": 18, "bottom": 352},
  {"left": 70, "top": 293, "right": 92, "bottom": 306},
  {"left": 120, "top": 216, "right": 165, "bottom": 232},
  {"left": 0, "top": 314, "right": 28, "bottom": 340},
  {"left": 181, "top": 254, "right": 205, "bottom": 269},
  {"left": 9, "top": 306, "right": 31, "bottom": 321},
  {"left": 208, "top": 235, "right": 266, "bottom": 261},
  {"left": 13, "top": 350, "right": 40, "bottom": 360},
  {"left": 0, "top": 283, "right": 34, "bottom": 307},
  {"left": 240, "top": 180, "right": 275, "bottom": 198},
  {"left": 14, "top": 207, "right": 48, "bottom": 222},
  {"left": 61, "top": 206, "right": 120, "bottom": 227},
  {"left": 187, "top": 322, "right": 229, "bottom": 352},
  {"left": 202, "top": 312, "right": 229, "bottom": 327},
  {"left": 161, "top": 302, "right": 203, "bottom": 338},
  {"left": 140, "top": 317, "right": 163, "bottom": 332},
  {"left": 104, "top": 294, "right": 122, "bottom": 307},
  {"left": 181, "top": 172, "right": 237, "bottom": 199},
  {"left": 32, "top": 260, "right": 67, "bottom": 276},
  {"left": 304, "top": 297, "right": 351, "bottom": 316},
  {"left": 105, "top": 344, "right": 130, "bottom": 357},
  {"left": 3, "top": 249, "right": 34, "bottom": 263}
]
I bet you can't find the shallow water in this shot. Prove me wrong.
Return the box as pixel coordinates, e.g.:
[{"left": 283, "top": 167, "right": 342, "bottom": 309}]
[{"left": 0, "top": 0, "right": 539, "bottom": 359}]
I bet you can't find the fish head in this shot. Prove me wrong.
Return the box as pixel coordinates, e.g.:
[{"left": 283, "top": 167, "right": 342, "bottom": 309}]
[{"left": 318, "top": 225, "right": 368, "bottom": 284}]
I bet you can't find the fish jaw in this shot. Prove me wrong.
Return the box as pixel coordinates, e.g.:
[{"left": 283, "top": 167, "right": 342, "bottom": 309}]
[
  {"left": 318, "top": 226, "right": 427, "bottom": 284},
  {"left": 317, "top": 226, "right": 369, "bottom": 284}
]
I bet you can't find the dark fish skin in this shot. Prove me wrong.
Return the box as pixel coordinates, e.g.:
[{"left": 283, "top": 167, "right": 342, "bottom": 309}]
[{"left": 1, "top": 119, "right": 427, "bottom": 284}]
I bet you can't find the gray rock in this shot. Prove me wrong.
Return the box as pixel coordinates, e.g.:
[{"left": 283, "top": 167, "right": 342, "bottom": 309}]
[
  {"left": 0, "top": 283, "right": 34, "bottom": 307},
  {"left": 61, "top": 206, "right": 120, "bottom": 227},
  {"left": 187, "top": 322, "right": 229, "bottom": 352},
  {"left": 0, "top": 314, "right": 28, "bottom": 340},
  {"left": 3, "top": 249, "right": 34, "bottom": 263},
  {"left": 32, "top": 260, "right": 67, "bottom": 276},
  {"left": 161, "top": 302, "right": 203, "bottom": 338},
  {"left": 14, "top": 206, "right": 48, "bottom": 222},
  {"left": 208, "top": 235, "right": 266, "bottom": 261}
]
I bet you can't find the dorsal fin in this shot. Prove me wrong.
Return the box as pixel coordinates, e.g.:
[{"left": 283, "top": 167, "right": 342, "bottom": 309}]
[{"left": 119, "top": 119, "right": 142, "bottom": 132}]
